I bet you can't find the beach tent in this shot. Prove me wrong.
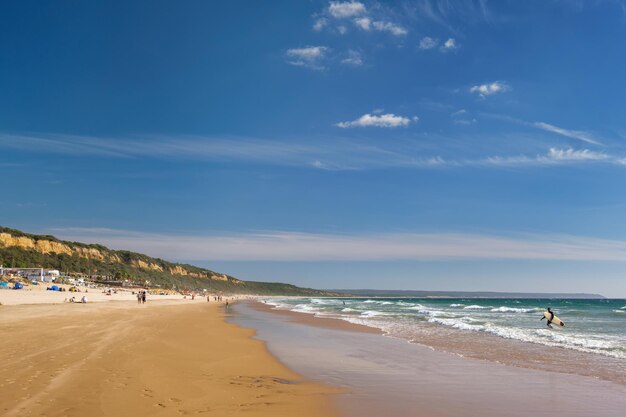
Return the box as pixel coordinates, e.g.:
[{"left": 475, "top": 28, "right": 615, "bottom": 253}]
[
  {"left": 13, "top": 282, "right": 24, "bottom": 290},
  {"left": 50, "top": 285, "right": 60, "bottom": 291},
  {"left": 0, "top": 281, "right": 8, "bottom": 288}
]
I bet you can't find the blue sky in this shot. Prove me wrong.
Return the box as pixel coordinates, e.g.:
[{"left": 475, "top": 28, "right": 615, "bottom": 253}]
[{"left": 2, "top": 1, "right": 626, "bottom": 296}]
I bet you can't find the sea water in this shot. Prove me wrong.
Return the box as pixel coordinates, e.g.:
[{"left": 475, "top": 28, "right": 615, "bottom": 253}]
[{"left": 265, "top": 297, "right": 626, "bottom": 359}]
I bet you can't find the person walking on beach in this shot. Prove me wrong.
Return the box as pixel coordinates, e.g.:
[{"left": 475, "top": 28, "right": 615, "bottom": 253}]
[
  {"left": 541, "top": 307, "right": 555, "bottom": 328},
  {"left": 141, "top": 290, "right": 147, "bottom": 304},
  {"left": 137, "top": 292, "right": 142, "bottom": 304}
]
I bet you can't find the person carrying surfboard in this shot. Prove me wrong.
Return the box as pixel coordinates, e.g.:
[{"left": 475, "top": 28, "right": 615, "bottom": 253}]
[
  {"left": 541, "top": 307, "right": 555, "bottom": 328},
  {"left": 540, "top": 307, "right": 565, "bottom": 328}
]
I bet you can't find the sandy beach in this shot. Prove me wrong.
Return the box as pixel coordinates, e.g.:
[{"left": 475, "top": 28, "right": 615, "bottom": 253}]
[{"left": 0, "top": 298, "right": 339, "bottom": 417}]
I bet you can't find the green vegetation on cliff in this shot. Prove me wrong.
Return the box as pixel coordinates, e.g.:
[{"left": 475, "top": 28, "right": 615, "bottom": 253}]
[{"left": 0, "top": 226, "right": 330, "bottom": 296}]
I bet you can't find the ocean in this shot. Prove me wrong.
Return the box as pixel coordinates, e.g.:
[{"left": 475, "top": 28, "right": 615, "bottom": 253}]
[{"left": 264, "top": 297, "right": 626, "bottom": 384}]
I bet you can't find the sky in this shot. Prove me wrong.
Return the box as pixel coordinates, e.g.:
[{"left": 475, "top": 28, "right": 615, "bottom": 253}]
[{"left": 2, "top": 0, "right": 626, "bottom": 296}]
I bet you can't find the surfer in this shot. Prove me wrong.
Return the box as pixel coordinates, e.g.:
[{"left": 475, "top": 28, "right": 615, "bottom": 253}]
[{"left": 541, "top": 307, "right": 555, "bottom": 328}]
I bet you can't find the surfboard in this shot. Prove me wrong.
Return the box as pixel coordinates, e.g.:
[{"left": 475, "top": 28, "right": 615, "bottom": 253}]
[{"left": 544, "top": 311, "right": 565, "bottom": 327}]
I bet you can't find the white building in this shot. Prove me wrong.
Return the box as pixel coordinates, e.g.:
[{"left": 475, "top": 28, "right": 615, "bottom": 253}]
[{"left": 0, "top": 267, "right": 60, "bottom": 282}]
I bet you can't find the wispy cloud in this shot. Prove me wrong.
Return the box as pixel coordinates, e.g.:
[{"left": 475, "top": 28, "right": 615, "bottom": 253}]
[
  {"left": 336, "top": 113, "right": 417, "bottom": 128},
  {"left": 470, "top": 81, "right": 510, "bottom": 97},
  {"left": 317, "top": 2, "right": 407, "bottom": 36},
  {"left": 482, "top": 113, "right": 605, "bottom": 146},
  {"left": 328, "top": 1, "right": 366, "bottom": 18},
  {"left": 313, "top": 17, "right": 328, "bottom": 31},
  {"left": 451, "top": 109, "right": 476, "bottom": 125},
  {"left": 533, "top": 122, "right": 601, "bottom": 146},
  {"left": 441, "top": 37, "right": 458, "bottom": 51},
  {"left": 483, "top": 148, "right": 609, "bottom": 167},
  {"left": 51, "top": 227, "right": 626, "bottom": 262},
  {"left": 341, "top": 50, "right": 364, "bottom": 66},
  {"left": 415, "top": 0, "right": 492, "bottom": 31},
  {"left": 285, "top": 46, "right": 329, "bottom": 70},
  {"left": 2, "top": 133, "right": 624, "bottom": 171},
  {"left": 371, "top": 21, "right": 408, "bottom": 36},
  {"left": 418, "top": 36, "right": 439, "bottom": 49},
  {"left": 353, "top": 17, "right": 371, "bottom": 30}
]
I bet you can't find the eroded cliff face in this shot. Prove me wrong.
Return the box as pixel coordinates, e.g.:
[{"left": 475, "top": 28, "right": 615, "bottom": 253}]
[
  {"left": 0, "top": 232, "right": 117, "bottom": 261},
  {"left": 131, "top": 259, "right": 164, "bottom": 272},
  {"left": 0, "top": 232, "right": 225, "bottom": 279}
]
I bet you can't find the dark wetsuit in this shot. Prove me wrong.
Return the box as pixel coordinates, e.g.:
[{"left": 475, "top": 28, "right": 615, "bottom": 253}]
[{"left": 541, "top": 309, "right": 554, "bottom": 327}]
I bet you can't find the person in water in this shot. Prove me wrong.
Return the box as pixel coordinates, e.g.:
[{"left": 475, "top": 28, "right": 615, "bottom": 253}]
[{"left": 540, "top": 307, "right": 555, "bottom": 328}]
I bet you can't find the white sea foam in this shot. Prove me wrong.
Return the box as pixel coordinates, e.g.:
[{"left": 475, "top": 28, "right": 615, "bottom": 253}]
[
  {"left": 428, "top": 316, "right": 484, "bottom": 331},
  {"left": 490, "top": 306, "right": 535, "bottom": 313},
  {"left": 361, "top": 310, "right": 388, "bottom": 317},
  {"left": 396, "top": 302, "right": 417, "bottom": 307},
  {"left": 292, "top": 304, "right": 319, "bottom": 313},
  {"left": 407, "top": 304, "right": 431, "bottom": 314},
  {"left": 310, "top": 298, "right": 335, "bottom": 305},
  {"left": 269, "top": 298, "right": 626, "bottom": 360}
]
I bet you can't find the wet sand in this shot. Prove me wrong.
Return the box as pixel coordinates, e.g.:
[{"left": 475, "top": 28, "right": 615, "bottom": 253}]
[
  {"left": 234, "top": 301, "right": 626, "bottom": 417},
  {"left": 253, "top": 301, "right": 382, "bottom": 334},
  {"left": 0, "top": 301, "right": 339, "bottom": 417}
]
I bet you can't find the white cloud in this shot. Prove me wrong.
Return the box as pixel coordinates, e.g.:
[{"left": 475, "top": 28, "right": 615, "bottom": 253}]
[
  {"left": 336, "top": 113, "right": 416, "bottom": 128},
  {"left": 2, "top": 133, "right": 623, "bottom": 172},
  {"left": 52, "top": 228, "right": 626, "bottom": 262},
  {"left": 419, "top": 36, "right": 439, "bottom": 49},
  {"left": 329, "top": 1, "right": 366, "bottom": 18},
  {"left": 541, "top": 147, "right": 608, "bottom": 162},
  {"left": 533, "top": 122, "right": 601, "bottom": 146},
  {"left": 341, "top": 50, "right": 364, "bottom": 66},
  {"left": 470, "top": 81, "right": 510, "bottom": 97},
  {"left": 451, "top": 109, "right": 475, "bottom": 125},
  {"left": 313, "top": 18, "right": 328, "bottom": 31},
  {"left": 372, "top": 21, "right": 408, "bottom": 36},
  {"left": 483, "top": 148, "right": 609, "bottom": 167},
  {"left": 286, "top": 46, "right": 328, "bottom": 70},
  {"left": 441, "top": 37, "right": 458, "bottom": 50},
  {"left": 353, "top": 17, "right": 371, "bottom": 30}
]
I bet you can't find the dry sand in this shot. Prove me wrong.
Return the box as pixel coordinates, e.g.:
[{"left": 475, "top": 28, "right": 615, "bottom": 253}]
[
  {"left": 0, "top": 284, "right": 184, "bottom": 305},
  {"left": 0, "top": 300, "right": 340, "bottom": 417}
]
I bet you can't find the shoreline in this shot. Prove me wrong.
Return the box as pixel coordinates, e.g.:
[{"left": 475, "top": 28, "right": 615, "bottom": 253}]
[
  {"left": 0, "top": 300, "right": 340, "bottom": 417},
  {"left": 258, "top": 299, "right": 626, "bottom": 386},
  {"left": 232, "top": 300, "right": 626, "bottom": 417}
]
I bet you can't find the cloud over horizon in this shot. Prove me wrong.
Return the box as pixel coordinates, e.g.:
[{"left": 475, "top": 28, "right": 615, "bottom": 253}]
[{"left": 50, "top": 227, "right": 626, "bottom": 262}]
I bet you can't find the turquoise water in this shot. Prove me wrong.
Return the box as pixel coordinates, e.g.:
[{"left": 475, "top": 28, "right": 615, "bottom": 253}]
[{"left": 266, "top": 297, "right": 626, "bottom": 359}]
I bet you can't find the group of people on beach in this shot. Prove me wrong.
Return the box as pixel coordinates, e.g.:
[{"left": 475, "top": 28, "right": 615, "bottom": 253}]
[
  {"left": 65, "top": 296, "right": 87, "bottom": 303},
  {"left": 136, "top": 290, "right": 147, "bottom": 304}
]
